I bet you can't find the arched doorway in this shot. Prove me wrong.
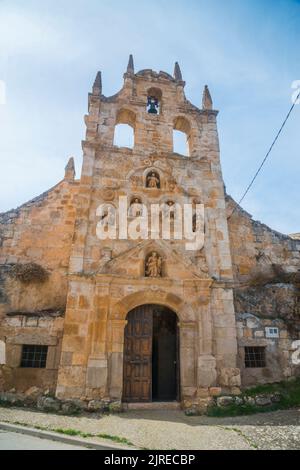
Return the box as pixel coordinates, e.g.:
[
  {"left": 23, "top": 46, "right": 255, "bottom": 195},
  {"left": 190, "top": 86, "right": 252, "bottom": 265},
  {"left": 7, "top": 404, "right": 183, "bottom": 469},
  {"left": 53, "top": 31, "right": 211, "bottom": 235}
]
[{"left": 123, "top": 304, "right": 179, "bottom": 402}]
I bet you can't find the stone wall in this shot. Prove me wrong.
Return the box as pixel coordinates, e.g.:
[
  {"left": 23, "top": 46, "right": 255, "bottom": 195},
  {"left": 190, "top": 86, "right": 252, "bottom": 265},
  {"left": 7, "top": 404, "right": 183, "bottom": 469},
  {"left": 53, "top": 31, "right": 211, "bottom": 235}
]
[
  {"left": 0, "top": 312, "right": 64, "bottom": 393},
  {"left": 226, "top": 194, "right": 300, "bottom": 334},
  {"left": 226, "top": 195, "right": 300, "bottom": 287},
  {"left": 236, "top": 313, "right": 300, "bottom": 386},
  {"left": 0, "top": 174, "right": 78, "bottom": 394},
  {"left": 226, "top": 196, "right": 300, "bottom": 384},
  {"left": 0, "top": 177, "right": 79, "bottom": 318}
]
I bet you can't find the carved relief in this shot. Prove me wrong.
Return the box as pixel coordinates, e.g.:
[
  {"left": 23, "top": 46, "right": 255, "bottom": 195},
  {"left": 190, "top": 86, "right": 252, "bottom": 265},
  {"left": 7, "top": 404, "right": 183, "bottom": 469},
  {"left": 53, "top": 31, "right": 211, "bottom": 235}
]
[
  {"left": 143, "top": 153, "right": 172, "bottom": 173},
  {"left": 101, "top": 189, "right": 116, "bottom": 201},
  {"left": 192, "top": 198, "right": 201, "bottom": 205},
  {"left": 195, "top": 252, "right": 209, "bottom": 274},
  {"left": 167, "top": 178, "right": 177, "bottom": 191},
  {"left": 143, "top": 155, "right": 157, "bottom": 167},
  {"left": 145, "top": 252, "right": 162, "bottom": 278},
  {"left": 131, "top": 175, "right": 143, "bottom": 189}
]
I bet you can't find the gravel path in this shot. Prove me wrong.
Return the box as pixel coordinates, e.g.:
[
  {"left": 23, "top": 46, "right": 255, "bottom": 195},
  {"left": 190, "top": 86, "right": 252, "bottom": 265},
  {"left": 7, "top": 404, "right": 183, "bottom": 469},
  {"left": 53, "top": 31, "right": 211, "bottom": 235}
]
[{"left": 0, "top": 407, "right": 299, "bottom": 450}]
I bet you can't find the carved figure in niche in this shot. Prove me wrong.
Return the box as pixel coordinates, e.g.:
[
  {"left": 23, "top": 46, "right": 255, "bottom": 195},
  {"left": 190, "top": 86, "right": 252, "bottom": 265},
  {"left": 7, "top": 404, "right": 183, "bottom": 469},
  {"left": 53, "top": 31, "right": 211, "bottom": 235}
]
[
  {"left": 129, "top": 198, "right": 143, "bottom": 217},
  {"left": 101, "top": 209, "right": 115, "bottom": 226},
  {"left": 164, "top": 201, "right": 175, "bottom": 219},
  {"left": 147, "top": 172, "right": 160, "bottom": 189},
  {"left": 145, "top": 252, "right": 162, "bottom": 278}
]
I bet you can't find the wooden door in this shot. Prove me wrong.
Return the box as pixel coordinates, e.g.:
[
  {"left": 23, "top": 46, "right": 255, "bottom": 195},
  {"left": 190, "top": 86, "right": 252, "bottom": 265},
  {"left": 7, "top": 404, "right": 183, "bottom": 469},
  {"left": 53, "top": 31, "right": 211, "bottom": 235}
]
[{"left": 123, "top": 305, "right": 153, "bottom": 402}]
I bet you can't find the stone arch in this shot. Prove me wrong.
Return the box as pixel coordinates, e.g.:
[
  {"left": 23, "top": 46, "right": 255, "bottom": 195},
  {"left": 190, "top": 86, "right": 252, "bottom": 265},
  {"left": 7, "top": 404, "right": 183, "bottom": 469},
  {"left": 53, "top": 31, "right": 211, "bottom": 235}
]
[
  {"left": 116, "top": 107, "right": 136, "bottom": 127},
  {"left": 107, "top": 291, "right": 198, "bottom": 401},
  {"left": 113, "top": 108, "right": 136, "bottom": 148},
  {"left": 173, "top": 115, "right": 193, "bottom": 156},
  {"left": 111, "top": 290, "right": 196, "bottom": 322},
  {"left": 130, "top": 195, "right": 142, "bottom": 205}
]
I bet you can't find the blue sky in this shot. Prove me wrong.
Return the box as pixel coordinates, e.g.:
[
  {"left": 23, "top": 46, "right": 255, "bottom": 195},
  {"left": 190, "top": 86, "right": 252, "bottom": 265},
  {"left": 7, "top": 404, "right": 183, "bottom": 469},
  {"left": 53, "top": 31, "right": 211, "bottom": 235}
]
[{"left": 0, "top": 0, "right": 299, "bottom": 234}]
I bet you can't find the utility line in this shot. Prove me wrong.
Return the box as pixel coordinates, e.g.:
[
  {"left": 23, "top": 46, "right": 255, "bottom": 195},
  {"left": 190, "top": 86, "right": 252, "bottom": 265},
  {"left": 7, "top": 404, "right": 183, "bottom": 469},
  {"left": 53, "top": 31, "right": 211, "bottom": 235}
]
[{"left": 228, "top": 89, "right": 300, "bottom": 219}]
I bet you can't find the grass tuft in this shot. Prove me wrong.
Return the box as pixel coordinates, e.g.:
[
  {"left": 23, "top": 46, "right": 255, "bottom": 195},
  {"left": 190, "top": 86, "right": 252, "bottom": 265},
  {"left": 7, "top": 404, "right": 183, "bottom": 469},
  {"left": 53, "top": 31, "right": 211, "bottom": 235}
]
[
  {"left": 8, "top": 423, "right": 134, "bottom": 446},
  {"left": 96, "top": 433, "right": 133, "bottom": 445}
]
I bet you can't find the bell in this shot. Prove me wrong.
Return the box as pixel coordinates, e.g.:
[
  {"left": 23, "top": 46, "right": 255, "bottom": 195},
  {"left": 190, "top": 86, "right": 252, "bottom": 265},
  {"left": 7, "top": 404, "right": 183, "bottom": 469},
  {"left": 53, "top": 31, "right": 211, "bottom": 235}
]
[{"left": 147, "top": 96, "right": 158, "bottom": 114}]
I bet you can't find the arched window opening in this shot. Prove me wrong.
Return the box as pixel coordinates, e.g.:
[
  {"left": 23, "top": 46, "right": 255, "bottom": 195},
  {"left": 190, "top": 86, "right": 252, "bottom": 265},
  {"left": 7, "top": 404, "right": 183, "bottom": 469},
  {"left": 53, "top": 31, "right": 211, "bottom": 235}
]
[
  {"left": 147, "top": 88, "right": 162, "bottom": 115},
  {"left": 114, "top": 108, "right": 136, "bottom": 149},
  {"left": 113, "top": 124, "right": 134, "bottom": 148},
  {"left": 173, "top": 116, "right": 192, "bottom": 156},
  {"left": 173, "top": 130, "right": 189, "bottom": 156},
  {"left": 146, "top": 171, "right": 160, "bottom": 189}
]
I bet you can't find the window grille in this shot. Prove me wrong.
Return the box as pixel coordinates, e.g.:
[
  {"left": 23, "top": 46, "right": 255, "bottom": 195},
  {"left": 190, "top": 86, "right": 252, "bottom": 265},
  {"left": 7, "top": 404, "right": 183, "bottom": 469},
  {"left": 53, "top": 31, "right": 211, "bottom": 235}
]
[
  {"left": 244, "top": 346, "right": 266, "bottom": 368},
  {"left": 20, "top": 345, "right": 48, "bottom": 368}
]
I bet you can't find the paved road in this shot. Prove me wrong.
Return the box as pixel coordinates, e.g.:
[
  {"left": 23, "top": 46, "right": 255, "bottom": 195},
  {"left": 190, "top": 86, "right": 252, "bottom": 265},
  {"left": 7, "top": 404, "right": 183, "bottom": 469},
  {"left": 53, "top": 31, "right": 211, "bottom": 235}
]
[{"left": 0, "top": 430, "right": 87, "bottom": 450}]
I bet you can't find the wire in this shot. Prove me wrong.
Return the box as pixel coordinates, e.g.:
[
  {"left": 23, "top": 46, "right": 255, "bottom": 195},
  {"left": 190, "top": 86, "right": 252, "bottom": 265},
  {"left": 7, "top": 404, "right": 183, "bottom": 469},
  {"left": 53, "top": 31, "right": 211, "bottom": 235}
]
[{"left": 228, "top": 89, "right": 300, "bottom": 219}]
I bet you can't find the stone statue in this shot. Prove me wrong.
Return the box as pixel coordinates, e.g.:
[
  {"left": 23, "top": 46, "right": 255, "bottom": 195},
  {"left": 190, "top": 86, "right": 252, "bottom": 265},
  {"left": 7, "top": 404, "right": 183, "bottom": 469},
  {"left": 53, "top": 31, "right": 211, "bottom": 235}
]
[
  {"left": 145, "top": 252, "right": 162, "bottom": 277},
  {"left": 129, "top": 198, "right": 142, "bottom": 217},
  {"left": 166, "top": 201, "right": 175, "bottom": 219},
  {"left": 147, "top": 172, "right": 160, "bottom": 189}
]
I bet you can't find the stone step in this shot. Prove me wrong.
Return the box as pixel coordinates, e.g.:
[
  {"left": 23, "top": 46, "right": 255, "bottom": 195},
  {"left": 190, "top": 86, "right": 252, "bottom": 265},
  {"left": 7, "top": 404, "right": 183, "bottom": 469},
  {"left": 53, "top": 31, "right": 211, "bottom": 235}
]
[{"left": 124, "top": 401, "right": 181, "bottom": 410}]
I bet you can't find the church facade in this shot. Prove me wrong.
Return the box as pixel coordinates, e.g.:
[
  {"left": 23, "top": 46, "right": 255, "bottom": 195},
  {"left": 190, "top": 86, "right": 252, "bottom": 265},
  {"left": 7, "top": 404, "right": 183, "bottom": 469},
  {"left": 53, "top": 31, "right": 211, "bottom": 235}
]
[{"left": 0, "top": 58, "right": 299, "bottom": 411}]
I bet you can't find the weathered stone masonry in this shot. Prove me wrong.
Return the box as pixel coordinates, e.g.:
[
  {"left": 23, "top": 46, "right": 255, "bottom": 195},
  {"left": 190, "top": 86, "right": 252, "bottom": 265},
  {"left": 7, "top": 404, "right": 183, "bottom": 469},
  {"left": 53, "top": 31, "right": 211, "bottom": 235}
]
[{"left": 0, "top": 58, "right": 299, "bottom": 409}]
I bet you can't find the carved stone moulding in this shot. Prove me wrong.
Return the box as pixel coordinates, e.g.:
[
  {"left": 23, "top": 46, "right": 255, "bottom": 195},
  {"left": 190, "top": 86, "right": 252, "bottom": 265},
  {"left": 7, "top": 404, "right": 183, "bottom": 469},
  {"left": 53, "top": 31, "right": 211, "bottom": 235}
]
[{"left": 101, "top": 189, "right": 116, "bottom": 201}]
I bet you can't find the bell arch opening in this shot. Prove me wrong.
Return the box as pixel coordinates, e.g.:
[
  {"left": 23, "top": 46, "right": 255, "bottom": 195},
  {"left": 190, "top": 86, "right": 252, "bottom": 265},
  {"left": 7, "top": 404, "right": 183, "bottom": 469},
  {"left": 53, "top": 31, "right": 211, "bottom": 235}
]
[
  {"left": 113, "top": 108, "right": 136, "bottom": 149},
  {"left": 173, "top": 116, "right": 192, "bottom": 156},
  {"left": 122, "top": 304, "right": 180, "bottom": 403},
  {"left": 146, "top": 87, "right": 162, "bottom": 115}
]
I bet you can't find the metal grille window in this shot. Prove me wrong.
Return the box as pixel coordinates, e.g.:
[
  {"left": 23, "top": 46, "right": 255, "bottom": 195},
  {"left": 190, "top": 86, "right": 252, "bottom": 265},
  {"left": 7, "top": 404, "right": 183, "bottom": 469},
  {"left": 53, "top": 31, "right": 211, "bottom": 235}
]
[
  {"left": 20, "top": 345, "right": 48, "bottom": 368},
  {"left": 244, "top": 346, "right": 266, "bottom": 368}
]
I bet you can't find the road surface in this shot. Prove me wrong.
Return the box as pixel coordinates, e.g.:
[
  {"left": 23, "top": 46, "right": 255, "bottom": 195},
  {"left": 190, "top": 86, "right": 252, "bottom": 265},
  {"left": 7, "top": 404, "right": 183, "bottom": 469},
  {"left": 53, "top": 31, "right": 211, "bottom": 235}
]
[{"left": 0, "top": 429, "right": 87, "bottom": 450}]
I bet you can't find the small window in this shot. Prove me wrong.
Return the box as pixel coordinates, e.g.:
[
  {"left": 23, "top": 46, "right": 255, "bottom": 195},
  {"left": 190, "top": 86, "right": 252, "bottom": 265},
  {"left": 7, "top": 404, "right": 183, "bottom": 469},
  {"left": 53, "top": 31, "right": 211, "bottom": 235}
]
[
  {"left": 265, "top": 327, "right": 279, "bottom": 338},
  {"left": 20, "top": 345, "right": 48, "bottom": 368},
  {"left": 244, "top": 346, "right": 266, "bottom": 368}
]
